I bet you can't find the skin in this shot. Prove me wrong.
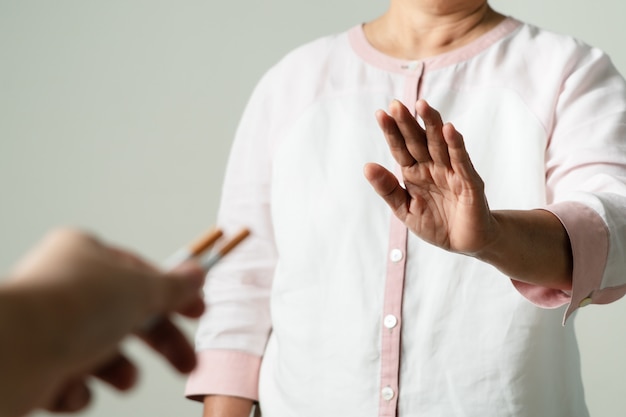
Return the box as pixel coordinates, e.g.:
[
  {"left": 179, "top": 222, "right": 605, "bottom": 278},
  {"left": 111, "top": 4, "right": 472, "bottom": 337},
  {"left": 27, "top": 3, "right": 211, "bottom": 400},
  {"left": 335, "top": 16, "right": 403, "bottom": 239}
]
[
  {"left": 363, "top": 0, "right": 506, "bottom": 60},
  {"left": 0, "top": 229, "right": 206, "bottom": 417},
  {"left": 201, "top": 1, "right": 572, "bottom": 415},
  {"left": 364, "top": 99, "right": 572, "bottom": 290}
]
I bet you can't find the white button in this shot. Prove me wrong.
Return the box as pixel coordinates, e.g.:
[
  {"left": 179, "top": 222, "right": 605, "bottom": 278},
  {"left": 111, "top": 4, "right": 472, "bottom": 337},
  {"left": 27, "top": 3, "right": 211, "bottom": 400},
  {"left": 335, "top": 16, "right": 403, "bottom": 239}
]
[
  {"left": 579, "top": 297, "right": 593, "bottom": 307},
  {"left": 389, "top": 249, "right": 403, "bottom": 263},
  {"left": 384, "top": 314, "right": 398, "bottom": 329},
  {"left": 381, "top": 386, "right": 395, "bottom": 401}
]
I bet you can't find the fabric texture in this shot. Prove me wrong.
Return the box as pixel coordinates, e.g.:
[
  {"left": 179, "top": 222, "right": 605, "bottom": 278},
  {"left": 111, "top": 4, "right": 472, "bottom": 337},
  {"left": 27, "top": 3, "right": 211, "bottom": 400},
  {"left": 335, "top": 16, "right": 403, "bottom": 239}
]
[{"left": 186, "top": 17, "right": 626, "bottom": 417}]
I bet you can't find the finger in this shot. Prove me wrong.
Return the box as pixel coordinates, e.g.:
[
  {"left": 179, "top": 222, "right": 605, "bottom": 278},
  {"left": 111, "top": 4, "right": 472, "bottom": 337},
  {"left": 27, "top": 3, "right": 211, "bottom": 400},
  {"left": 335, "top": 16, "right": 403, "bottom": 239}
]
[
  {"left": 375, "top": 108, "right": 416, "bottom": 167},
  {"left": 442, "top": 123, "right": 480, "bottom": 181},
  {"left": 45, "top": 379, "right": 91, "bottom": 413},
  {"left": 93, "top": 352, "right": 138, "bottom": 391},
  {"left": 9, "top": 228, "right": 100, "bottom": 278},
  {"left": 363, "top": 163, "right": 410, "bottom": 221},
  {"left": 158, "top": 262, "right": 206, "bottom": 313},
  {"left": 136, "top": 317, "right": 197, "bottom": 373},
  {"left": 176, "top": 296, "right": 206, "bottom": 319},
  {"left": 107, "top": 245, "right": 161, "bottom": 274},
  {"left": 389, "top": 100, "right": 431, "bottom": 164},
  {"left": 136, "top": 263, "right": 205, "bottom": 336},
  {"left": 416, "top": 99, "right": 451, "bottom": 168}
]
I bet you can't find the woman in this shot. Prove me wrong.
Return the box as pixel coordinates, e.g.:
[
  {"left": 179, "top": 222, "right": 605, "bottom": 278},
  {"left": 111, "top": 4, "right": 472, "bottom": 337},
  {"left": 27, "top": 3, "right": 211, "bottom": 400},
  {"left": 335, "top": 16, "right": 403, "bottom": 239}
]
[{"left": 186, "top": 1, "right": 626, "bottom": 416}]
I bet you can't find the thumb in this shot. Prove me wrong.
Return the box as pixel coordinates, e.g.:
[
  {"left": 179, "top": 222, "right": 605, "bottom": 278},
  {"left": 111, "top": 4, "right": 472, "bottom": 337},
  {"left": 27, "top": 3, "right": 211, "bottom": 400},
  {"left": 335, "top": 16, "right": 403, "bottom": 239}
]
[
  {"left": 154, "top": 263, "right": 205, "bottom": 315},
  {"left": 364, "top": 162, "right": 409, "bottom": 218}
]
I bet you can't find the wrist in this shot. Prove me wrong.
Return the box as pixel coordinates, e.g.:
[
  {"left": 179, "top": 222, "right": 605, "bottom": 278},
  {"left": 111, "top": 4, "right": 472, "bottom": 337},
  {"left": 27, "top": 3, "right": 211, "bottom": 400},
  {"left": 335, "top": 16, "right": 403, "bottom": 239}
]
[
  {"left": 203, "top": 395, "right": 255, "bottom": 417},
  {"left": 469, "top": 209, "right": 573, "bottom": 289},
  {"left": 469, "top": 210, "right": 507, "bottom": 263}
]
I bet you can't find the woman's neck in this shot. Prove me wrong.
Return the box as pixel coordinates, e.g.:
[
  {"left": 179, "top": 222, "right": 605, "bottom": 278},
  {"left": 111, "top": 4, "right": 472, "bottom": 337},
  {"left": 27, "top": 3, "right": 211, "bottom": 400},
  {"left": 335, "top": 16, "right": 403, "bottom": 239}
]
[{"left": 363, "top": 1, "right": 505, "bottom": 60}]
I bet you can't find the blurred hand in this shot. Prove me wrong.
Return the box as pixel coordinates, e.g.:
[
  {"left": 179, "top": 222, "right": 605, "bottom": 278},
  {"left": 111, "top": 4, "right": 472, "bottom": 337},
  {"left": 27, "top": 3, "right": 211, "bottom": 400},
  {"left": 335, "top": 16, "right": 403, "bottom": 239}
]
[{"left": 2, "top": 228, "right": 205, "bottom": 415}]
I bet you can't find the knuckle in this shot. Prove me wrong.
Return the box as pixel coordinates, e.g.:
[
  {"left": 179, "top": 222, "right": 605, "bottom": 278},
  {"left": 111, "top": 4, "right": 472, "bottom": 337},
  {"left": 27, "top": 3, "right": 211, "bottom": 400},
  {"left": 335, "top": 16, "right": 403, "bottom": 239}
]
[{"left": 46, "top": 227, "right": 96, "bottom": 246}]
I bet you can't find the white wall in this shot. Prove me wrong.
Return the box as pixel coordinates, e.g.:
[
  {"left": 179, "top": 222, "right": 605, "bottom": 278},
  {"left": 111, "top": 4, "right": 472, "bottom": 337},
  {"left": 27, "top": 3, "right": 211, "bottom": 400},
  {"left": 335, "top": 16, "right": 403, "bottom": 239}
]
[{"left": 0, "top": 1, "right": 624, "bottom": 416}]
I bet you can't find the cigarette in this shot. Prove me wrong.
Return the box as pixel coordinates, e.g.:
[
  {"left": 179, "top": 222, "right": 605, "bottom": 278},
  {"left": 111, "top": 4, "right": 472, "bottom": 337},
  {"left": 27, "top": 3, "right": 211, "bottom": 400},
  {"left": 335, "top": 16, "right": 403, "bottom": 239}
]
[
  {"left": 162, "top": 228, "right": 223, "bottom": 270},
  {"left": 200, "top": 228, "right": 251, "bottom": 270},
  {"left": 163, "top": 227, "right": 251, "bottom": 271},
  {"left": 140, "top": 227, "right": 250, "bottom": 334}
]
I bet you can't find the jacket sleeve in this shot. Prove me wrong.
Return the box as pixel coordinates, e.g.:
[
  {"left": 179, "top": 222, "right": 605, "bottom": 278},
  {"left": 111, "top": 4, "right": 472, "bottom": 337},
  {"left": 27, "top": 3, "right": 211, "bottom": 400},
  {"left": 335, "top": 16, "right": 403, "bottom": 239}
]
[
  {"left": 512, "top": 46, "right": 626, "bottom": 323},
  {"left": 185, "top": 67, "right": 280, "bottom": 401}
]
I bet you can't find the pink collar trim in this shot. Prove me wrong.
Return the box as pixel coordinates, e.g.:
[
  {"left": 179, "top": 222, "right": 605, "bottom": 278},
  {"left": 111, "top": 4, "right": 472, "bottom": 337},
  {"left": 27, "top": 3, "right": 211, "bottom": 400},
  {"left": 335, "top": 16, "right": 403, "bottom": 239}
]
[{"left": 348, "top": 17, "right": 522, "bottom": 74}]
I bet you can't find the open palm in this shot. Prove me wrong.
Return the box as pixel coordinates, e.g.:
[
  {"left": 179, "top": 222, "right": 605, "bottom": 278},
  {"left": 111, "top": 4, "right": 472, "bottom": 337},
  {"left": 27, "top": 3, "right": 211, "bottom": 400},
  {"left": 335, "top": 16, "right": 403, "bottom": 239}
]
[{"left": 364, "top": 99, "right": 496, "bottom": 255}]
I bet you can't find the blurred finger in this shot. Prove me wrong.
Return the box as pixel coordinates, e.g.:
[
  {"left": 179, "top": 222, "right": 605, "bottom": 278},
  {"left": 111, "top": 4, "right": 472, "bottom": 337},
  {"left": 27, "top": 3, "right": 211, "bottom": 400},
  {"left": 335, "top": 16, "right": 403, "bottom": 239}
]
[
  {"left": 136, "top": 263, "right": 204, "bottom": 335},
  {"left": 389, "top": 100, "right": 431, "bottom": 164},
  {"left": 156, "top": 262, "right": 205, "bottom": 313},
  {"left": 93, "top": 352, "right": 138, "bottom": 391},
  {"left": 416, "top": 99, "right": 451, "bottom": 167},
  {"left": 9, "top": 228, "right": 100, "bottom": 278},
  {"left": 45, "top": 379, "right": 91, "bottom": 413},
  {"left": 176, "top": 296, "right": 206, "bottom": 319},
  {"left": 136, "top": 317, "right": 197, "bottom": 373},
  {"left": 107, "top": 245, "right": 161, "bottom": 274}
]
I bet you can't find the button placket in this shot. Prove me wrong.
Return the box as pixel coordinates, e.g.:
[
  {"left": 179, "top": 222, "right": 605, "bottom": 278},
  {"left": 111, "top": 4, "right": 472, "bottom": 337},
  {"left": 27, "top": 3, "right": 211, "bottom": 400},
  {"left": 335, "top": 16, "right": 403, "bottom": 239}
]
[
  {"left": 377, "top": 62, "right": 422, "bottom": 417},
  {"left": 378, "top": 215, "right": 408, "bottom": 417}
]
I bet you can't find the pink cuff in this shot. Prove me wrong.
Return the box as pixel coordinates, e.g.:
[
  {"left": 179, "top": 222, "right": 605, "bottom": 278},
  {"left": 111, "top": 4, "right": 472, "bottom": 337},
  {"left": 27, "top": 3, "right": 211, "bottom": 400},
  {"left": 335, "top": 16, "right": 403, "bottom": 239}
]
[
  {"left": 511, "top": 202, "right": 608, "bottom": 323},
  {"left": 185, "top": 349, "right": 262, "bottom": 402}
]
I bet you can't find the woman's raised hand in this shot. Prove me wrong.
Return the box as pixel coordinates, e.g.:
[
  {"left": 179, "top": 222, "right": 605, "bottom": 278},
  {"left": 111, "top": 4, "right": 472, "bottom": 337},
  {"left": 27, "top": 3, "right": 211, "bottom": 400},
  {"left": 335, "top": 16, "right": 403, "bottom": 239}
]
[{"left": 364, "top": 99, "right": 496, "bottom": 255}]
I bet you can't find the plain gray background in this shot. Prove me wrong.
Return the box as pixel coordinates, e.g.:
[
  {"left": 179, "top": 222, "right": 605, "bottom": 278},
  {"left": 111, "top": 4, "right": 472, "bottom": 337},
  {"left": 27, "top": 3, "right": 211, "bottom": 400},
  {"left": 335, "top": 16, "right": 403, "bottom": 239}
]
[{"left": 1, "top": 1, "right": 625, "bottom": 416}]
